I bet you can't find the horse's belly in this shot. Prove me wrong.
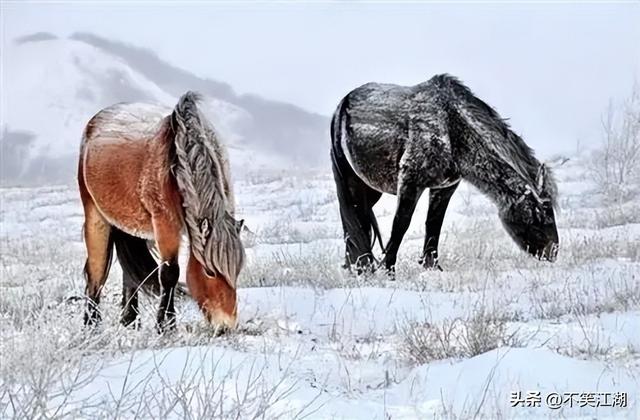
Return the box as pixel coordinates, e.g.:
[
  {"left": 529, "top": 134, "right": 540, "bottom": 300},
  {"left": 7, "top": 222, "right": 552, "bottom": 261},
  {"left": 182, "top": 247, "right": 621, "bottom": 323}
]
[
  {"left": 83, "top": 139, "right": 155, "bottom": 239},
  {"left": 343, "top": 136, "right": 401, "bottom": 194}
]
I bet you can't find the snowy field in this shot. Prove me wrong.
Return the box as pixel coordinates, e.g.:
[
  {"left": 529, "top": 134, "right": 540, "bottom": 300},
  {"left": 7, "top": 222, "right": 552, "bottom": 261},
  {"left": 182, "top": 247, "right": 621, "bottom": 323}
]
[{"left": 0, "top": 155, "right": 638, "bottom": 419}]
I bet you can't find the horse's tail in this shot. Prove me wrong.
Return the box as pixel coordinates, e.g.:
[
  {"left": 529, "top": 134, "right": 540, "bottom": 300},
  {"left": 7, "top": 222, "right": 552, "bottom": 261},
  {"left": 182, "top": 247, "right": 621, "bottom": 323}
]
[
  {"left": 112, "top": 228, "right": 188, "bottom": 297},
  {"left": 331, "top": 97, "right": 384, "bottom": 267},
  {"left": 170, "top": 92, "right": 244, "bottom": 288}
]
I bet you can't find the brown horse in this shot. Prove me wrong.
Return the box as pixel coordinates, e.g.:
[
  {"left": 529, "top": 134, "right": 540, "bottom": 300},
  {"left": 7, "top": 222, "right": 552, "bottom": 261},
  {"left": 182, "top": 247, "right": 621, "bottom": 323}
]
[{"left": 78, "top": 92, "right": 245, "bottom": 331}]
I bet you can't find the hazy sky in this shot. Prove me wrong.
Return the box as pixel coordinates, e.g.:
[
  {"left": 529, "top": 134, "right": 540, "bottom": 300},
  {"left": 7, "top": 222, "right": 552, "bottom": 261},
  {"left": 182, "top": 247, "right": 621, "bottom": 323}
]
[{"left": 2, "top": 1, "right": 639, "bottom": 155}]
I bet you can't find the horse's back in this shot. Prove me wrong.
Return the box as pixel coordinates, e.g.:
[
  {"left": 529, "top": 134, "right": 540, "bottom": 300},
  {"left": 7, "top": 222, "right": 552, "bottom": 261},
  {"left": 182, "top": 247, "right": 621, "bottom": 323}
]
[
  {"left": 83, "top": 103, "right": 171, "bottom": 144},
  {"left": 80, "top": 102, "right": 173, "bottom": 238},
  {"left": 346, "top": 82, "right": 414, "bottom": 130},
  {"left": 338, "top": 81, "right": 454, "bottom": 193}
]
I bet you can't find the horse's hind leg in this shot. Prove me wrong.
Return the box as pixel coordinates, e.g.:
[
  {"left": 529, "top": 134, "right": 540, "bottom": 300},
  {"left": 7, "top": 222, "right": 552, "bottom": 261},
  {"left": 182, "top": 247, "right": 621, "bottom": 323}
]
[
  {"left": 113, "top": 228, "right": 161, "bottom": 328},
  {"left": 420, "top": 182, "right": 459, "bottom": 270},
  {"left": 82, "top": 203, "right": 113, "bottom": 326},
  {"left": 332, "top": 160, "right": 382, "bottom": 272}
]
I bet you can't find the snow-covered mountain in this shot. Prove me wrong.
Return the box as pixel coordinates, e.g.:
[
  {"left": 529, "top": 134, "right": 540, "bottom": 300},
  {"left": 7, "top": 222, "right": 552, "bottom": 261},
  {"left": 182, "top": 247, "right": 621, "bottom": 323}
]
[{"left": 1, "top": 32, "right": 329, "bottom": 184}]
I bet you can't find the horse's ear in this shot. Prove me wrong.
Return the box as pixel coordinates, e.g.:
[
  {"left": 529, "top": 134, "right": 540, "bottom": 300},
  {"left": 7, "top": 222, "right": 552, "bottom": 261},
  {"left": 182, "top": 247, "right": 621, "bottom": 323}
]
[
  {"left": 235, "top": 219, "right": 245, "bottom": 234},
  {"left": 200, "top": 218, "right": 211, "bottom": 238},
  {"left": 545, "top": 156, "right": 570, "bottom": 169},
  {"left": 536, "top": 164, "right": 546, "bottom": 192}
]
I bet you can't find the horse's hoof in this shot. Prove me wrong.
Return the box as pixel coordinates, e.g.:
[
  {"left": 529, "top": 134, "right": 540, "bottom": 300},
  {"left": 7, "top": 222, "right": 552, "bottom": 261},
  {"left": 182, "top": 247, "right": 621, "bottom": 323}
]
[
  {"left": 121, "top": 317, "right": 140, "bottom": 329},
  {"left": 420, "top": 253, "right": 443, "bottom": 271},
  {"left": 156, "top": 319, "right": 177, "bottom": 334},
  {"left": 343, "top": 261, "right": 377, "bottom": 276},
  {"left": 83, "top": 311, "right": 101, "bottom": 327},
  {"left": 356, "top": 265, "right": 376, "bottom": 276},
  {"left": 213, "top": 324, "right": 232, "bottom": 337},
  {"left": 383, "top": 264, "right": 396, "bottom": 280},
  {"left": 156, "top": 325, "right": 176, "bottom": 335}
]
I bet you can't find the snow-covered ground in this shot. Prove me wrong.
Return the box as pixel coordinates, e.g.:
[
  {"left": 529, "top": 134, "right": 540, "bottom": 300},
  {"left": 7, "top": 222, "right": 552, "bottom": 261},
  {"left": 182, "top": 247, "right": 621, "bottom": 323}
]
[{"left": 1, "top": 156, "right": 638, "bottom": 419}]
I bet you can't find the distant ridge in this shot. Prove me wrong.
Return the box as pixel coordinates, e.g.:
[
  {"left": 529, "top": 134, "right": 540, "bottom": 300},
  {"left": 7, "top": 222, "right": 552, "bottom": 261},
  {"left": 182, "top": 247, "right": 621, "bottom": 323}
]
[
  {"left": 14, "top": 32, "right": 58, "bottom": 44},
  {"left": 1, "top": 32, "right": 329, "bottom": 185},
  {"left": 70, "top": 33, "right": 329, "bottom": 164}
]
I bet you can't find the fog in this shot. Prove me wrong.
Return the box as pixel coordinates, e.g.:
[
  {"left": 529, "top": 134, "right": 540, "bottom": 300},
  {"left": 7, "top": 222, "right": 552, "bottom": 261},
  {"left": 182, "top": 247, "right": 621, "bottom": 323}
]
[{"left": 3, "top": 2, "right": 639, "bottom": 156}]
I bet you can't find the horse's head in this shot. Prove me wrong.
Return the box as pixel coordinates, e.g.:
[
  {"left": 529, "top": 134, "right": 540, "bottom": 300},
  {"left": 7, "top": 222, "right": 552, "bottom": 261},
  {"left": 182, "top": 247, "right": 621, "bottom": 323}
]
[
  {"left": 499, "top": 164, "right": 559, "bottom": 262},
  {"left": 186, "top": 216, "right": 245, "bottom": 329}
]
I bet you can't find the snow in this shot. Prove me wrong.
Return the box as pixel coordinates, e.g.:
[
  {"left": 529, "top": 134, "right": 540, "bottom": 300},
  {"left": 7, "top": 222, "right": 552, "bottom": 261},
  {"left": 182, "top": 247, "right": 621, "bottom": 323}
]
[
  {"left": 67, "top": 343, "right": 635, "bottom": 419},
  {"left": 1, "top": 154, "right": 638, "bottom": 418}
]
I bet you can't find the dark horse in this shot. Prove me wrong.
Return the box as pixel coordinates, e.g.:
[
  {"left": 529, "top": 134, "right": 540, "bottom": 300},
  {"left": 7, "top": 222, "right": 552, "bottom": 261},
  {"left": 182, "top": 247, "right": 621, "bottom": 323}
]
[
  {"left": 331, "top": 74, "right": 559, "bottom": 273},
  {"left": 78, "top": 92, "right": 244, "bottom": 331}
]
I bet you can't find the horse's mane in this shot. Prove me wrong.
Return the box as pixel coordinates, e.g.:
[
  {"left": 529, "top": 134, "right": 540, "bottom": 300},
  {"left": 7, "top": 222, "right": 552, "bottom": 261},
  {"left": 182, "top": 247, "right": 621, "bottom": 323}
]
[
  {"left": 431, "top": 74, "right": 558, "bottom": 207},
  {"left": 169, "top": 92, "right": 244, "bottom": 288}
]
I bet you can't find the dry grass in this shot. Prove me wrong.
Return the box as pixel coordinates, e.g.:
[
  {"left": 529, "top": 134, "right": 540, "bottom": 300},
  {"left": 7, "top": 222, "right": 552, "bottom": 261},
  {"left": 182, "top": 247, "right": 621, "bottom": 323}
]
[{"left": 400, "top": 308, "right": 520, "bottom": 365}]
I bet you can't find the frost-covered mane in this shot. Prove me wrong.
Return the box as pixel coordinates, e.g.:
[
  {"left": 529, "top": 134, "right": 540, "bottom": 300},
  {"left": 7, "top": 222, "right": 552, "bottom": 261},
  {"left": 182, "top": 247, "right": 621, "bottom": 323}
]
[
  {"left": 170, "top": 92, "right": 243, "bottom": 287},
  {"left": 432, "top": 74, "right": 558, "bottom": 207}
]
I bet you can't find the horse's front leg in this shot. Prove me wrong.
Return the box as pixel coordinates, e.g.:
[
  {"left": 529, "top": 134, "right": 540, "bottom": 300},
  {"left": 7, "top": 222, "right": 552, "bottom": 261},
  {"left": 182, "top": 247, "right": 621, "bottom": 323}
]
[
  {"left": 420, "top": 182, "right": 459, "bottom": 270},
  {"left": 152, "top": 215, "right": 181, "bottom": 332},
  {"left": 381, "top": 181, "right": 423, "bottom": 274}
]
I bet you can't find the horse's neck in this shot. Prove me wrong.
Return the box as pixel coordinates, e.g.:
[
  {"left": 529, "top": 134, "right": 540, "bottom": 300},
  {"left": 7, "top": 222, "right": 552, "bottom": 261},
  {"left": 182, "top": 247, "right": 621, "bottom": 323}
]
[{"left": 463, "top": 154, "right": 528, "bottom": 210}]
